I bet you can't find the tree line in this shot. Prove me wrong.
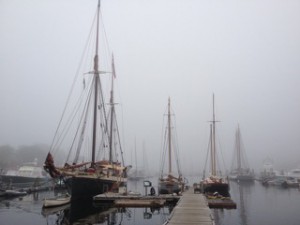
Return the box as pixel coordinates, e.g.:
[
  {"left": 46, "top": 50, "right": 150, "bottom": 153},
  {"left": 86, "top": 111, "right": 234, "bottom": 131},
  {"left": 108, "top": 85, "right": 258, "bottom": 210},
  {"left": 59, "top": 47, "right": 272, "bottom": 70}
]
[{"left": 0, "top": 144, "right": 49, "bottom": 170}]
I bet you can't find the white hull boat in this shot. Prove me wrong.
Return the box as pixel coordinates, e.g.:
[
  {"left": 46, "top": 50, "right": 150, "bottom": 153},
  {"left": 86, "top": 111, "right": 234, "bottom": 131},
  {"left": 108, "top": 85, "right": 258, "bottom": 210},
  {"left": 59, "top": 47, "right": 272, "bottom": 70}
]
[{"left": 43, "top": 194, "right": 71, "bottom": 208}]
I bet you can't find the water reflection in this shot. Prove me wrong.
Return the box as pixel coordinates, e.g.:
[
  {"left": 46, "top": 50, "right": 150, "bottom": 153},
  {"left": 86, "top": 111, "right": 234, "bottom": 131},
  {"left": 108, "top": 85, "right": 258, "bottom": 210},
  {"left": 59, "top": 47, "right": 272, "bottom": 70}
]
[
  {"left": 3, "top": 178, "right": 300, "bottom": 225},
  {"left": 212, "top": 181, "right": 254, "bottom": 225},
  {"left": 239, "top": 182, "right": 249, "bottom": 225},
  {"left": 41, "top": 198, "right": 174, "bottom": 225}
]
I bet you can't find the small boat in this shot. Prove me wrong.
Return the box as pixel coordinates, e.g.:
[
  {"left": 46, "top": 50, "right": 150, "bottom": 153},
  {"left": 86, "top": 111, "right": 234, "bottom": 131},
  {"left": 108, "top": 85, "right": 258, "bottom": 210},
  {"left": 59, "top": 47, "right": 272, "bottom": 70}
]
[
  {"left": 259, "top": 158, "right": 278, "bottom": 183},
  {"left": 265, "top": 175, "right": 288, "bottom": 187},
  {"left": 43, "top": 194, "right": 71, "bottom": 208},
  {"left": 200, "top": 95, "right": 230, "bottom": 198},
  {"left": 0, "top": 189, "right": 27, "bottom": 197},
  {"left": 41, "top": 203, "right": 70, "bottom": 217},
  {"left": 287, "top": 168, "right": 300, "bottom": 180},
  {"left": 228, "top": 125, "right": 255, "bottom": 182},
  {"left": 158, "top": 98, "right": 185, "bottom": 195},
  {"left": 128, "top": 140, "right": 146, "bottom": 181},
  {"left": 0, "top": 158, "right": 50, "bottom": 188}
]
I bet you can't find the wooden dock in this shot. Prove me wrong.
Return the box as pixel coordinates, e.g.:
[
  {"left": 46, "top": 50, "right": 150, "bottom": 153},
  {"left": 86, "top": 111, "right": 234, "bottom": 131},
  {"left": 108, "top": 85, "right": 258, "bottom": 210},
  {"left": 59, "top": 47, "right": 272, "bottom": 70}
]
[
  {"left": 93, "top": 192, "right": 180, "bottom": 206},
  {"left": 114, "top": 199, "right": 166, "bottom": 207},
  {"left": 165, "top": 189, "right": 214, "bottom": 225},
  {"left": 207, "top": 197, "right": 236, "bottom": 209}
]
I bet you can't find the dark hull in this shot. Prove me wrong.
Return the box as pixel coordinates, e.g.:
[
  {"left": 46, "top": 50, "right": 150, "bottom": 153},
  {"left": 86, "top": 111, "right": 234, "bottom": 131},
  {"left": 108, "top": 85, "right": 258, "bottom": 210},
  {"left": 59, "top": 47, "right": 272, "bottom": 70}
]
[
  {"left": 158, "top": 181, "right": 182, "bottom": 194},
  {"left": 236, "top": 174, "right": 255, "bottom": 182},
  {"left": 64, "top": 176, "right": 126, "bottom": 200},
  {"left": 229, "top": 173, "right": 255, "bottom": 182},
  {"left": 0, "top": 175, "right": 50, "bottom": 188},
  {"left": 202, "top": 182, "right": 230, "bottom": 197}
]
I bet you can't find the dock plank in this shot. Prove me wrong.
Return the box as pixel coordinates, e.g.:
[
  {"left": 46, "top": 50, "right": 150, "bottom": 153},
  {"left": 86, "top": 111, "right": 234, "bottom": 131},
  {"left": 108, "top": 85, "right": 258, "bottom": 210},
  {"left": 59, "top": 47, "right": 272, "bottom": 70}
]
[{"left": 165, "top": 189, "right": 214, "bottom": 225}]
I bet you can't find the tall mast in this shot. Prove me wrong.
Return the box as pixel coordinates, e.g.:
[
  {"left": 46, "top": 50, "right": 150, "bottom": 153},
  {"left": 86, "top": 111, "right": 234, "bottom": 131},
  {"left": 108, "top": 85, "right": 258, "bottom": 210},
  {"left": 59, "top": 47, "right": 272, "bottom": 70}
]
[
  {"left": 211, "top": 94, "right": 217, "bottom": 176},
  {"left": 210, "top": 124, "right": 214, "bottom": 175},
  {"left": 91, "top": 0, "right": 101, "bottom": 167},
  {"left": 168, "top": 97, "right": 172, "bottom": 174},
  {"left": 236, "top": 125, "right": 242, "bottom": 172},
  {"left": 109, "top": 55, "right": 116, "bottom": 163}
]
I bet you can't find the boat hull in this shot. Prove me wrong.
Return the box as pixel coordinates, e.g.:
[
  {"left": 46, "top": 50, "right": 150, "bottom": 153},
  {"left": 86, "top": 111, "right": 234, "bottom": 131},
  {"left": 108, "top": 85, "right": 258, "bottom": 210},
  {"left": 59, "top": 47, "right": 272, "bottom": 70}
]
[
  {"left": 158, "top": 181, "right": 182, "bottom": 195},
  {"left": 64, "top": 176, "right": 126, "bottom": 199},
  {"left": 229, "top": 174, "right": 255, "bottom": 182},
  {"left": 201, "top": 182, "right": 230, "bottom": 197},
  {"left": 0, "top": 175, "right": 50, "bottom": 188},
  {"left": 43, "top": 195, "right": 71, "bottom": 208},
  {"left": 236, "top": 174, "right": 255, "bottom": 182}
]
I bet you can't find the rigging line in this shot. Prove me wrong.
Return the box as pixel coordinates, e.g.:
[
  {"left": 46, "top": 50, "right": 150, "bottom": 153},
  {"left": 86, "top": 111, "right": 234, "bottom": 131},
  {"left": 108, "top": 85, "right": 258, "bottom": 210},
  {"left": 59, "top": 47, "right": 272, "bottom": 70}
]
[
  {"left": 163, "top": 126, "right": 169, "bottom": 174},
  {"left": 160, "top": 125, "right": 168, "bottom": 176},
  {"left": 239, "top": 130, "right": 250, "bottom": 168},
  {"left": 114, "top": 112, "right": 125, "bottom": 166},
  {"left": 52, "top": 75, "right": 93, "bottom": 155},
  {"left": 216, "top": 129, "right": 227, "bottom": 176},
  {"left": 173, "top": 115, "right": 182, "bottom": 176},
  {"left": 159, "top": 103, "right": 171, "bottom": 175},
  {"left": 49, "top": 7, "right": 98, "bottom": 154},
  {"left": 99, "top": 83, "right": 112, "bottom": 161},
  {"left": 172, "top": 122, "right": 180, "bottom": 174},
  {"left": 97, "top": 70, "right": 110, "bottom": 148},
  {"left": 67, "top": 84, "right": 94, "bottom": 163},
  {"left": 100, "top": 7, "right": 111, "bottom": 58},
  {"left": 230, "top": 135, "right": 237, "bottom": 171},
  {"left": 161, "top": 121, "right": 169, "bottom": 176},
  {"left": 159, "top": 115, "right": 166, "bottom": 175},
  {"left": 203, "top": 127, "right": 211, "bottom": 179},
  {"left": 172, "top": 135, "right": 181, "bottom": 176},
  {"left": 72, "top": 87, "right": 94, "bottom": 164},
  {"left": 100, "top": 21, "right": 111, "bottom": 79},
  {"left": 95, "top": 126, "right": 107, "bottom": 160}
]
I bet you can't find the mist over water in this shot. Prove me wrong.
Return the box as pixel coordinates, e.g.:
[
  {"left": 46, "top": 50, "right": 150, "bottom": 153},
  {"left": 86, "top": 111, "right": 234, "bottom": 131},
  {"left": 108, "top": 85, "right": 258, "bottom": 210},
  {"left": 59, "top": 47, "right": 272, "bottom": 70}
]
[{"left": 1, "top": 0, "right": 300, "bottom": 182}]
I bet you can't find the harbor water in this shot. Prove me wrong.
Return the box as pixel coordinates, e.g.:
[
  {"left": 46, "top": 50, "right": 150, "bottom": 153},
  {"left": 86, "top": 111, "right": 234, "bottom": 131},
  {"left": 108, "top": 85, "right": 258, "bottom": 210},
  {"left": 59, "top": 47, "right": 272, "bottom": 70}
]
[
  {"left": 213, "top": 179, "right": 300, "bottom": 225},
  {"left": 1, "top": 178, "right": 300, "bottom": 225}
]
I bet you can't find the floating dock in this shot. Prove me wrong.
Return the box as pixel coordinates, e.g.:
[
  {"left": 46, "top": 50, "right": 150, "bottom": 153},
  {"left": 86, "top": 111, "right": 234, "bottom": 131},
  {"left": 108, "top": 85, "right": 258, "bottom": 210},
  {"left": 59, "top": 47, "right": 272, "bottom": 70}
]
[
  {"left": 93, "top": 192, "right": 180, "bottom": 207},
  {"left": 206, "top": 197, "right": 237, "bottom": 209},
  {"left": 165, "top": 189, "right": 214, "bottom": 225},
  {"left": 93, "top": 188, "right": 236, "bottom": 212},
  {"left": 114, "top": 199, "right": 166, "bottom": 207}
]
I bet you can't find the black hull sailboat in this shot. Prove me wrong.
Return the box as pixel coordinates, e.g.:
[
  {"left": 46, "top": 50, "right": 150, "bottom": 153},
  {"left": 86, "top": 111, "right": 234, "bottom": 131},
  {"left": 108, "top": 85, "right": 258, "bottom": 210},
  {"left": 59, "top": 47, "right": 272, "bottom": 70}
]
[
  {"left": 158, "top": 98, "right": 185, "bottom": 195},
  {"left": 65, "top": 176, "right": 125, "bottom": 198},
  {"left": 200, "top": 95, "right": 230, "bottom": 198},
  {"left": 44, "top": 0, "right": 128, "bottom": 199}
]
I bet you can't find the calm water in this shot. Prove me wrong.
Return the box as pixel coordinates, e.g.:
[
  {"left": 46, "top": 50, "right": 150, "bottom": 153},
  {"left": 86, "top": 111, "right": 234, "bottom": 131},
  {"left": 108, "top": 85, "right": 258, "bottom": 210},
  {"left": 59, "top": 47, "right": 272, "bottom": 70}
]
[
  {"left": 1, "top": 178, "right": 300, "bottom": 225},
  {"left": 213, "top": 180, "right": 300, "bottom": 225}
]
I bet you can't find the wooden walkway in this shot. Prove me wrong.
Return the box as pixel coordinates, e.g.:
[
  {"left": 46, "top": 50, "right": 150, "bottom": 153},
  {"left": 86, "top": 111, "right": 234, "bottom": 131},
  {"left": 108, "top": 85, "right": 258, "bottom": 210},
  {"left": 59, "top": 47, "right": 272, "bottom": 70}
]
[{"left": 164, "top": 189, "right": 214, "bottom": 225}]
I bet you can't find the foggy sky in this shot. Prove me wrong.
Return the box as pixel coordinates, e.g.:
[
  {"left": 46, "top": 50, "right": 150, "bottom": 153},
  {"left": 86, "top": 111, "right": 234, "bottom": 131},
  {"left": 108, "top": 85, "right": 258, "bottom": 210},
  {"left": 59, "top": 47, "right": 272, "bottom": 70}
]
[{"left": 1, "top": 0, "right": 300, "bottom": 175}]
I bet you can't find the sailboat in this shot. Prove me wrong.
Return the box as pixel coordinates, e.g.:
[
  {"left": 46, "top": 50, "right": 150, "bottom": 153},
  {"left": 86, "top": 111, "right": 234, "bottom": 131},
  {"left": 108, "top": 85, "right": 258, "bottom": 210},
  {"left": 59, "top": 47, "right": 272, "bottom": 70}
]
[
  {"left": 128, "top": 140, "right": 146, "bottom": 181},
  {"left": 200, "top": 94, "right": 230, "bottom": 197},
  {"left": 44, "top": 0, "right": 128, "bottom": 199},
  {"left": 229, "top": 125, "right": 255, "bottom": 182},
  {"left": 158, "top": 98, "right": 185, "bottom": 195}
]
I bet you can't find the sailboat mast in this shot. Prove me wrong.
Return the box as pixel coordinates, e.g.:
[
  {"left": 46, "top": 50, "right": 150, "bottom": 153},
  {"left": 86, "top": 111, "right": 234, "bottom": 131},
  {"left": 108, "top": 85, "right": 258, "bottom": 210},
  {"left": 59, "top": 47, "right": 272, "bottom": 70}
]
[
  {"left": 210, "top": 124, "right": 214, "bottom": 175},
  {"left": 109, "top": 55, "right": 116, "bottom": 163},
  {"left": 211, "top": 94, "right": 217, "bottom": 176},
  {"left": 168, "top": 97, "right": 172, "bottom": 174},
  {"left": 91, "top": 0, "right": 101, "bottom": 166},
  {"left": 236, "top": 125, "right": 242, "bottom": 172}
]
